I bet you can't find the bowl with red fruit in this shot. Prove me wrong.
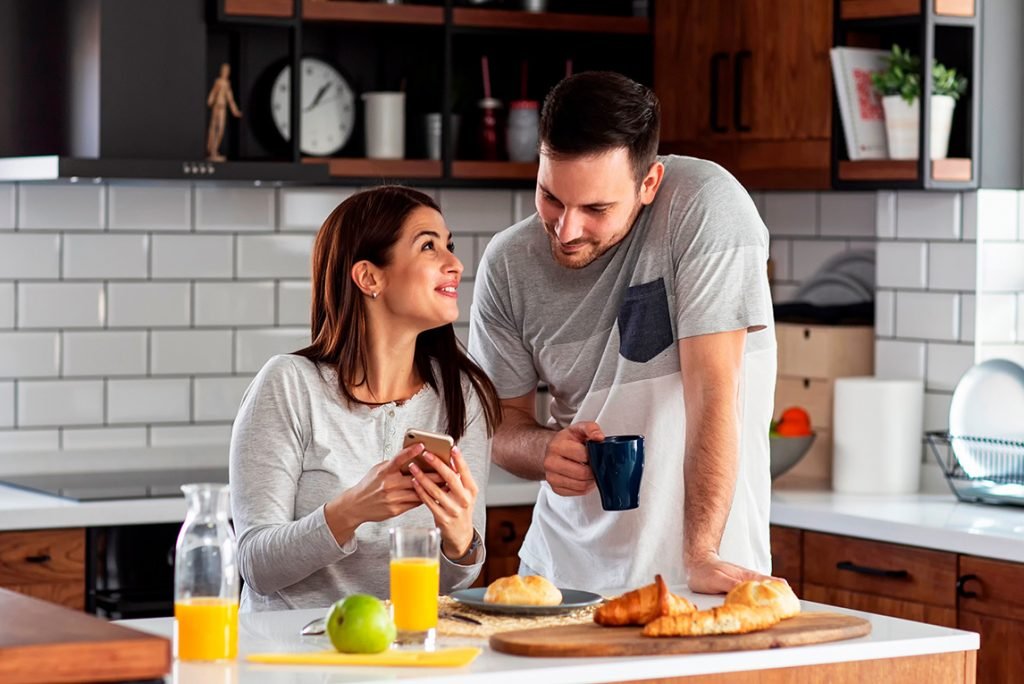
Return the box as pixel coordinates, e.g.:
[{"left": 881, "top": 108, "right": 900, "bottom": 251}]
[{"left": 769, "top": 407, "right": 816, "bottom": 479}]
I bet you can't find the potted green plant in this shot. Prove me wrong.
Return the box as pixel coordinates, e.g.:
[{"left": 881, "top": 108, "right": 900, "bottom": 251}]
[{"left": 870, "top": 44, "right": 968, "bottom": 160}]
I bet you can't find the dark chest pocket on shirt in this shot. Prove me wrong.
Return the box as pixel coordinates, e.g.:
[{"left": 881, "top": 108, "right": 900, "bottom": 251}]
[{"left": 617, "top": 278, "right": 674, "bottom": 364}]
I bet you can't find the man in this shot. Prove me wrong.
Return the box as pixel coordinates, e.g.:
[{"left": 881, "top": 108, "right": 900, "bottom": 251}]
[{"left": 469, "top": 72, "right": 777, "bottom": 594}]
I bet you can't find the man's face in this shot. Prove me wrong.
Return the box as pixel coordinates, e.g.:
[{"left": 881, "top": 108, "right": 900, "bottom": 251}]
[{"left": 535, "top": 147, "right": 654, "bottom": 269}]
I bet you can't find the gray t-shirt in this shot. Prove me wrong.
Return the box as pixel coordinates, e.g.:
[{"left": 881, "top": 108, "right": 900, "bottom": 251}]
[
  {"left": 469, "top": 155, "right": 776, "bottom": 592},
  {"left": 229, "top": 354, "right": 490, "bottom": 612}
]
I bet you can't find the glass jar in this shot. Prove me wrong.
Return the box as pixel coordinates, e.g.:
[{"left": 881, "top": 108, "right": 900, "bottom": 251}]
[
  {"left": 476, "top": 97, "right": 504, "bottom": 161},
  {"left": 174, "top": 483, "right": 239, "bottom": 662},
  {"left": 506, "top": 100, "right": 539, "bottom": 163}
]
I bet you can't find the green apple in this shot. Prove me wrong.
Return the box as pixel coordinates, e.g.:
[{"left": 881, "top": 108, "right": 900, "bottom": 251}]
[{"left": 325, "top": 594, "right": 395, "bottom": 654}]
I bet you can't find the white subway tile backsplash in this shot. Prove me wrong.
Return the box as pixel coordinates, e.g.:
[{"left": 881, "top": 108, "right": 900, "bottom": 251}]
[
  {"left": 875, "top": 339, "right": 926, "bottom": 380},
  {"left": 150, "top": 423, "right": 231, "bottom": 446},
  {"left": 923, "top": 391, "right": 953, "bottom": 432},
  {"left": 0, "top": 381, "right": 12, "bottom": 428},
  {"left": 961, "top": 191, "right": 977, "bottom": 241},
  {"left": 278, "top": 281, "right": 310, "bottom": 326},
  {"left": 279, "top": 187, "right": 355, "bottom": 232},
  {"left": 458, "top": 235, "right": 476, "bottom": 279},
  {"left": 960, "top": 294, "right": 976, "bottom": 343},
  {"left": 63, "top": 331, "right": 147, "bottom": 377},
  {"left": 771, "top": 283, "right": 800, "bottom": 303},
  {"left": 0, "top": 233, "right": 60, "bottom": 279},
  {"left": 980, "top": 243, "right": 1024, "bottom": 291},
  {"left": 819, "top": 193, "right": 875, "bottom": 237},
  {"left": 977, "top": 189, "right": 1019, "bottom": 241},
  {"left": 895, "top": 291, "right": 959, "bottom": 341},
  {"left": 926, "top": 342, "right": 975, "bottom": 392},
  {"left": 0, "top": 332, "right": 59, "bottom": 378},
  {"left": 108, "top": 184, "right": 191, "bottom": 232},
  {"left": 896, "top": 192, "right": 960, "bottom": 240},
  {"left": 63, "top": 234, "right": 149, "bottom": 279},
  {"left": 107, "top": 282, "right": 190, "bottom": 327},
  {"left": 18, "top": 283, "right": 104, "bottom": 329},
  {"left": 151, "top": 330, "right": 232, "bottom": 375},
  {"left": 152, "top": 234, "right": 233, "bottom": 279},
  {"left": 237, "top": 235, "right": 313, "bottom": 278},
  {"left": 927, "top": 243, "right": 976, "bottom": 291},
  {"left": 876, "top": 290, "right": 895, "bottom": 337},
  {"left": 0, "top": 284, "right": 12, "bottom": 329},
  {"left": 0, "top": 429, "right": 59, "bottom": 452},
  {"left": 18, "top": 184, "right": 104, "bottom": 230},
  {"left": 454, "top": 323, "right": 469, "bottom": 348},
  {"left": 195, "top": 282, "right": 275, "bottom": 326},
  {"left": 235, "top": 328, "right": 308, "bottom": 373},
  {"left": 512, "top": 190, "right": 536, "bottom": 223},
  {"left": 108, "top": 378, "right": 190, "bottom": 424},
  {"left": 475, "top": 236, "right": 494, "bottom": 273},
  {"left": 196, "top": 186, "right": 275, "bottom": 232},
  {"left": 875, "top": 191, "right": 896, "bottom": 239},
  {"left": 977, "top": 344, "right": 1024, "bottom": 368},
  {"left": 439, "top": 190, "right": 513, "bottom": 234},
  {"left": 769, "top": 239, "right": 792, "bottom": 281},
  {"left": 1019, "top": 294, "right": 1024, "bottom": 342},
  {"left": 62, "top": 426, "right": 147, "bottom": 450},
  {"left": 193, "top": 376, "right": 253, "bottom": 421},
  {"left": 762, "top": 193, "right": 817, "bottom": 236},
  {"left": 790, "top": 240, "right": 848, "bottom": 281},
  {"left": 876, "top": 241, "right": 927, "bottom": 289},
  {"left": 976, "top": 294, "right": 1017, "bottom": 344},
  {"left": 457, "top": 280, "right": 475, "bottom": 324},
  {"left": 18, "top": 380, "right": 104, "bottom": 427},
  {"left": 0, "top": 184, "right": 14, "bottom": 229},
  {"left": 748, "top": 191, "right": 766, "bottom": 218}
]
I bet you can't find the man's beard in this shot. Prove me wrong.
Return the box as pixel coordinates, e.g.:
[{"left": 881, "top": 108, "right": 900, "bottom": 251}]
[{"left": 543, "top": 202, "right": 642, "bottom": 270}]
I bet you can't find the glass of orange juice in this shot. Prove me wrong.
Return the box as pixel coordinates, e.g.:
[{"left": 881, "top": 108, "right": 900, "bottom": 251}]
[{"left": 389, "top": 526, "right": 440, "bottom": 650}]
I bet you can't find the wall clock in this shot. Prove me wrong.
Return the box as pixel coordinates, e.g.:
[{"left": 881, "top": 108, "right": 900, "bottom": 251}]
[{"left": 270, "top": 57, "right": 356, "bottom": 156}]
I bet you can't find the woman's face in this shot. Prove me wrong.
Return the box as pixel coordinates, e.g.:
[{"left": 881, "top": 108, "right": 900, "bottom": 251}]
[{"left": 377, "top": 205, "right": 463, "bottom": 331}]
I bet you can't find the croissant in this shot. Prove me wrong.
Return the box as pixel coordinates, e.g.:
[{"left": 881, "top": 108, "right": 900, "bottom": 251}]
[
  {"left": 594, "top": 574, "right": 696, "bottom": 626},
  {"left": 642, "top": 604, "right": 781, "bottom": 637},
  {"left": 725, "top": 579, "right": 801, "bottom": 620}
]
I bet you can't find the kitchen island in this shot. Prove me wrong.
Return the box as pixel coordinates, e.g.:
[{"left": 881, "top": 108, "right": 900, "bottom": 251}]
[{"left": 122, "top": 592, "right": 978, "bottom": 683}]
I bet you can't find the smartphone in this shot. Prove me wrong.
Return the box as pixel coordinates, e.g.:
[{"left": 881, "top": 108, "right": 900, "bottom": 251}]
[{"left": 400, "top": 428, "right": 455, "bottom": 474}]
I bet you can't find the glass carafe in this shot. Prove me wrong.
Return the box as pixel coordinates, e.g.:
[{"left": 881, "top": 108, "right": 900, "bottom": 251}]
[{"left": 174, "top": 483, "right": 239, "bottom": 662}]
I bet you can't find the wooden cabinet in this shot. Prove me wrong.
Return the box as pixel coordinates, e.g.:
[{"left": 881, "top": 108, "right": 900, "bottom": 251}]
[
  {"left": 654, "top": 0, "right": 833, "bottom": 189},
  {"left": 0, "top": 528, "right": 85, "bottom": 610},
  {"left": 474, "top": 505, "right": 534, "bottom": 588},
  {"left": 769, "top": 525, "right": 803, "bottom": 594},
  {"left": 957, "top": 555, "right": 1024, "bottom": 683}
]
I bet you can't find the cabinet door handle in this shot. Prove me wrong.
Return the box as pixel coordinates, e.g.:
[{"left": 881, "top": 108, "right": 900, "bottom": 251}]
[
  {"left": 499, "top": 521, "right": 517, "bottom": 544},
  {"left": 709, "top": 52, "right": 729, "bottom": 133},
  {"left": 956, "top": 573, "right": 980, "bottom": 599},
  {"left": 25, "top": 554, "right": 51, "bottom": 564},
  {"left": 733, "top": 50, "right": 752, "bottom": 132},
  {"left": 836, "top": 560, "right": 909, "bottom": 579}
]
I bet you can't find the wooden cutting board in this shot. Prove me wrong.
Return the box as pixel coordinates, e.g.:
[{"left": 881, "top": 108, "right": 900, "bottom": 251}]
[
  {"left": 0, "top": 588, "right": 171, "bottom": 683},
  {"left": 490, "top": 611, "right": 871, "bottom": 657}
]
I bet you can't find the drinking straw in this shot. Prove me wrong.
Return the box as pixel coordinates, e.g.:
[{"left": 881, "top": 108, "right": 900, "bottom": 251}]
[
  {"left": 481, "top": 55, "right": 492, "bottom": 100},
  {"left": 565, "top": 58, "right": 573, "bottom": 79}
]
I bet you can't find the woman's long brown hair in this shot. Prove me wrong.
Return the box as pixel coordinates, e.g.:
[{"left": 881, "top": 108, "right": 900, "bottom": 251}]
[{"left": 295, "top": 186, "right": 501, "bottom": 440}]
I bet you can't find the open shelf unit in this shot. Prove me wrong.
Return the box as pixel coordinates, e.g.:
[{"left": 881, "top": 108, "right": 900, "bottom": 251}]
[
  {"left": 213, "top": 0, "right": 651, "bottom": 185},
  {"left": 831, "top": 0, "right": 980, "bottom": 189}
]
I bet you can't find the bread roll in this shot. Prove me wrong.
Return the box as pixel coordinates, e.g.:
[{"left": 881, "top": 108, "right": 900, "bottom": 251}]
[
  {"left": 483, "top": 574, "right": 563, "bottom": 606},
  {"left": 725, "top": 579, "right": 801, "bottom": 620}
]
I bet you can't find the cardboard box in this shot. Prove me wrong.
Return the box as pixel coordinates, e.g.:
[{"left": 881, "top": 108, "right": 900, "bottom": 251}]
[
  {"left": 775, "top": 376, "right": 834, "bottom": 430},
  {"left": 776, "top": 324, "right": 874, "bottom": 379}
]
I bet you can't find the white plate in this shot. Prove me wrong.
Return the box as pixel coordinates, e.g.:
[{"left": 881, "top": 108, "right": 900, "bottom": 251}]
[
  {"left": 449, "top": 588, "right": 604, "bottom": 616},
  {"left": 949, "top": 359, "right": 1024, "bottom": 478}
]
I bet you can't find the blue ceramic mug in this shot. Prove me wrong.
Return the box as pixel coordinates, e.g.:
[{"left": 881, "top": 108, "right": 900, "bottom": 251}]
[{"left": 585, "top": 435, "right": 644, "bottom": 511}]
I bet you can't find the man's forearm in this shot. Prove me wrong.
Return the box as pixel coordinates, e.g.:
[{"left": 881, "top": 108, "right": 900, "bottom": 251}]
[
  {"left": 683, "top": 394, "right": 740, "bottom": 566},
  {"left": 492, "top": 407, "right": 555, "bottom": 481}
]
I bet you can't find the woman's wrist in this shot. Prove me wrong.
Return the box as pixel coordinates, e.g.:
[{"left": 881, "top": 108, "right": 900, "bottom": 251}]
[
  {"left": 442, "top": 529, "right": 479, "bottom": 564},
  {"left": 324, "top": 494, "right": 360, "bottom": 546}
]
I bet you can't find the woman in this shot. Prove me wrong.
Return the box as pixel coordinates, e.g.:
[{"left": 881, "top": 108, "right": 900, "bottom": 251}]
[{"left": 230, "top": 186, "right": 501, "bottom": 612}]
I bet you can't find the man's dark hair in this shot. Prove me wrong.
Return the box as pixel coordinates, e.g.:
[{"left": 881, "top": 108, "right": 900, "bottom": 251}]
[{"left": 539, "top": 71, "right": 661, "bottom": 186}]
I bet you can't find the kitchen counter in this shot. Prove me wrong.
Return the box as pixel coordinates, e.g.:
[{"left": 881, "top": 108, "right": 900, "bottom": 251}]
[{"left": 121, "top": 592, "right": 978, "bottom": 683}]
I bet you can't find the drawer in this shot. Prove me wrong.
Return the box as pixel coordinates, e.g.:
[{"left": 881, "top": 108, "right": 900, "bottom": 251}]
[
  {"left": 776, "top": 324, "right": 874, "bottom": 379},
  {"left": 775, "top": 376, "right": 833, "bottom": 429},
  {"left": 0, "top": 528, "right": 85, "bottom": 585},
  {"left": 485, "top": 506, "right": 534, "bottom": 559},
  {"left": 959, "top": 555, "right": 1024, "bottom": 622},
  {"left": 803, "top": 531, "right": 956, "bottom": 607},
  {"left": 6, "top": 581, "right": 85, "bottom": 610},
  {"left": 769, "top": 525, "right": 802, "bottom": 590}
]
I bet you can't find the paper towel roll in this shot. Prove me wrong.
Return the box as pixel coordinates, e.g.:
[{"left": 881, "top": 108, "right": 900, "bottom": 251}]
[{"left": 832, "top": 377, "right": 924, "bottom": 494}]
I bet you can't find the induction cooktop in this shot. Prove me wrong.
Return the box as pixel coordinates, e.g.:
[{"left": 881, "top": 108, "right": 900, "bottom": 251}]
[{"left": 0, "top": 468, "right": 229, "bottom": 502}]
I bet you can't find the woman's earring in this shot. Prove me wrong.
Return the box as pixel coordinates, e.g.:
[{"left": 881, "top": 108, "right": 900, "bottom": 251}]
[{"left": 371, "top": 291, "right": 378, "bottom": 299}]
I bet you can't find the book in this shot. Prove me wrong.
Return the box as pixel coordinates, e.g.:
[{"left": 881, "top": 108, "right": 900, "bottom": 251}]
[{"left": 830, "top": 47, "right": 888, "bottom": 160}]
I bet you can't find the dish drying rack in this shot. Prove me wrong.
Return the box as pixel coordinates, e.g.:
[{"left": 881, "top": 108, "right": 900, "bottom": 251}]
[{"left": 926, "top": 432, "right": 1024, "bottom": 506}]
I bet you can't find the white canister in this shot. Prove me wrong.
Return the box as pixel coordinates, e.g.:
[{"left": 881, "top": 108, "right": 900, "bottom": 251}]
[
  {"left": 506, "top": 100, "right": 539, "bottom": 163},
  {"left": 362, "top": 92, "right": 405, "bottom": 160},
  {"left": 832, "top": 377, "right": 924, "bottom": 494}
]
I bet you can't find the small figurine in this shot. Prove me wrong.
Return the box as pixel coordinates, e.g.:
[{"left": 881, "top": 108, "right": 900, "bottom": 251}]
[{"left": 206, "top": 63, "right": 242, "bottom": 162}]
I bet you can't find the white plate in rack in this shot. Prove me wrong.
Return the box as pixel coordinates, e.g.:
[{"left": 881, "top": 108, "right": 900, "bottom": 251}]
[{"left": 948, "top": 359, "right": 1024, "bottom": 479}]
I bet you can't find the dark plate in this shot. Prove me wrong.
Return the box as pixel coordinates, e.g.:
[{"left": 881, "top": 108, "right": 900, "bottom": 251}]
[{"left": 449, "top": 587, "right": 604, "bottom": 616}]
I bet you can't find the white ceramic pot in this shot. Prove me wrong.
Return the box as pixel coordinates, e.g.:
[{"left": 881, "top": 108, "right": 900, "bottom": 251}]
[
  {"left": 362, "top": 92, "right": 405, "bottom": 160},
  {"left": 881, "top": 95, "right": 919, "bottom": 159},
  {"left": 930, "top": 94, "right": 955, "bottom": 159}
]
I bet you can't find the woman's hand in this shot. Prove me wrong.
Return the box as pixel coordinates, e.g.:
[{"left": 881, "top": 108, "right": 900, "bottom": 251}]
[
  {"left": 324, "top": 443, "right": 432, "bottom": 544},
  {"left": 408, "top": 446, "right": 478, "bottom": 561}
]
